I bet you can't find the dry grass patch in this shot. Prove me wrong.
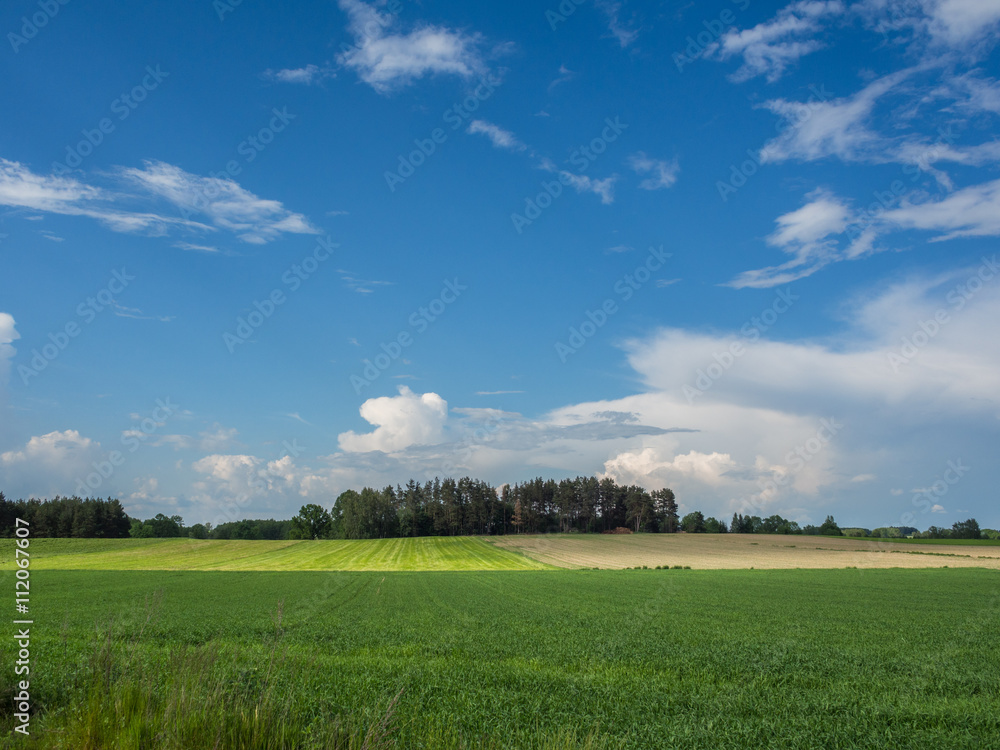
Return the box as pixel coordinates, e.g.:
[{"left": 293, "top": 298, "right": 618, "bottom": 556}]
[{"left": 489, "top": 533, "right": 1000, "bottom": 570}]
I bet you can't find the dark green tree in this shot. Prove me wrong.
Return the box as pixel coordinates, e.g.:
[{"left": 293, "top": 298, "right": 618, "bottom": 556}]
[
  {"left": 652, "top": 488, "right": 679, "bottom": 532},
  {"left": 289, "top": 503, "right": 333, "bottom": 540},
  {"left": 704, "top": 516, "right": 728, "bottom": 533},
  {"left": 951, "top": 518, "right": 981, "bottom": 540},
  {"left": 819, "top": 515, "right": 842, "bottom": 536},
  {"left": 681, "top": 511, "right": 706, "bottom": 533}
]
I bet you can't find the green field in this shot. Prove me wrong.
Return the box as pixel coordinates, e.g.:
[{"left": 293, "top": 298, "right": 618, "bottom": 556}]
[
  {"left": 0, "top": 537, "right": 552, "bottom": 571},
  {"left": 2, "top": 566, "right": 998, "bottom": 749}
]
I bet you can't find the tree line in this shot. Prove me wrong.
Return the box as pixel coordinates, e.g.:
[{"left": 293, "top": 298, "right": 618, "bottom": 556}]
[
  {"left": 2, "top": 486, "right": 994, "bottom": 542},
  {"left": 307, "top": 476, "right": 680, "bottom": 539},
  {"left": 0, "top": 494, "right": 131, "bottom": 538}
]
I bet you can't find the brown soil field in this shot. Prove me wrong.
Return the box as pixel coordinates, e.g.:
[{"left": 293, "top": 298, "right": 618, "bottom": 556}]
[{"left": 490, "top": 533, "right": 1000, "bottom": 570}]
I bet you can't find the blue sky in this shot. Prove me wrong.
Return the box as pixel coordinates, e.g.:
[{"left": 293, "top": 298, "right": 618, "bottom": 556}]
[{"left": 1, "top": 0, "right": 999, "bottom": 529}]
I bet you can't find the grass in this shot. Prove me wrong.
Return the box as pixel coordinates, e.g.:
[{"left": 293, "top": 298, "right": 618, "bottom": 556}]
[
  {"left": 0, "top": 537, "right": 553, "bottom": 571},
  {"left": 1, "top": 567, "right": 998, "bottom": 749}
]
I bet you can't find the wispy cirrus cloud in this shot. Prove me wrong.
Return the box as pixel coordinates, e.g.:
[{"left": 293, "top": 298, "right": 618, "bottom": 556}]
[
  {"left": 729, "top": 180, "right": 1000, "bottom": 288},
  {"left": 759, "top": 67, "right": 914, "bottom": 164},
  {"left": 263, "top": 64, "right": 335, "bottom": 85},
  {"left": 708, "top": 0, "right": 846, "bottom": 83},
  {"left": 628, "top": 152, "right": 679, "bottom": 190},
  {"left": 122, "top": 161, "right": 320, "bottom": 244},
  {"left": 0, "top": 158, "right": 205, "bottom": 237},
  {"left": 0, "top": 158, "right": 318, "bottom": 246},
  {"left": 467, "top": 120, "right": 527, "bottom": 152},
  {"left": 594, "top": 0, "right": 640, "bottom": 48},
  {"left": 728, "top": 188, "right": 851, "bottom": 288}
]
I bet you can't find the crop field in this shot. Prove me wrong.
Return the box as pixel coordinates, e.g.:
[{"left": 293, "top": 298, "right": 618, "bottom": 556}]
[
  {"left": 1, "top": 567, "right": 998, "bottom": 749},
  {"left": 490, "top": 533, "right": 1000, "bottom": 570},
  {"left": 6, "top": 534, "right": 999, "bottom": 575},
  {"left": 0, "top": 537, "right": 551, "bottom": 572}
]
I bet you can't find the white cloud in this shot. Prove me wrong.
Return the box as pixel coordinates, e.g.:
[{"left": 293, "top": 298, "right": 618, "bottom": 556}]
[
  {"left": 0, "top": 158, "right": 101, "bottom": 211},
  {"left": 728, "top": 189, "right": 851, "bottom": 288},
  {"left": 467, "top": 120, "right": 526, "bottom": 152},
  {"left": 263, "top": 64, "right": 335, "bottom": 85},
  {"left": 0, "top": 430, "right": 104, "bottom": 496},
  {"left": 338, "top": 386, "right": 449, "bottom": 452},
  {"left": 771, "top": 189, "right": 851, "bottom": 245},
  {"left": 730, "top": 176, "right": 1000, "bottom": 287},
  {"left": 173, "top": 242, "right": 222, "bottom": 254},
  {"left": 0, "top": 158, "right": 316, "bottom": 245},
  {"left": 0, "top": 313, "right": 19, "bottom": 384},
  {"left": 559, "top": 172, "right": 618, "bottom": 204},
  {"left": 336, "top": 0, "right": 487, "bottom": 93},
  {"left": 602, "top": 448, "right": 737, "bottom": 488},
  {"left": 198, "top": 425, "right": 239, "bottom": 452},
  {"left": 760, "top": 68, "right": 913, "bottom": 164},
  {"left": 931, "top": 503, "right": 946, "bottom": 513},
  {"left": 628, "top": 152, "right": 679, "bottom": 190},
  {"left": 548, "top": 64, "right": 575, "bottom": 92},
  {"left": 138, "top": 269, "right": 1000, "bottom": 524},
  {"left": 123, "top": 161, "right": 319, "bottom": 244},
  {"left": 0, "top": 158, "right": 206, "bottom": 236},
  {"left": 709, "top": 1, "right": 845, "bottom": 82},
  {"left": 921, "top": 0, "right": 1000, "bottom": 47},
  {"left": 0, "top": 430, "right": 99, "bottom": 468},
  {"left": 594, "top": 0, "right": 640, "bottom": 48},
  {"left": 881, "top": 178, "right": 1000, "bottom": 240}
]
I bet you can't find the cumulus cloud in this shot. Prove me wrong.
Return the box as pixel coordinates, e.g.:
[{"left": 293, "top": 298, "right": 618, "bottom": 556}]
[
  {"left": 336, "top": 0, "right": 487, "bottom": 93},
  {"left": 0, "top": 430, "right": 104, "bottom": 496},
  {"left": 126, "top": 266, "right": 1000, "bottom": 525},
  {"left": 602, "top": 448, "right": 737, "bottom": 488},
  {"left": 628, "top": 152, "right": 679, "bottom": 190},
  {"left": 338, "top": 386, "right": 449, "bottom": 452}
]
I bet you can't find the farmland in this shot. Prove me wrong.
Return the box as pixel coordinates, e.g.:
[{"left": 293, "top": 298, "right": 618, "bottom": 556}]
[
  {"left": 2, "top": 538, "right": 999, "bottom": 748},
  {"left": 5, "top": 533, "right": 1000, "bottom": 573},
  {"left": 0, "top": 536, "right": 551, "bottom": 572},
  {"left": 492, "top": 532, "right": 1000, "bottom": 570}
]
